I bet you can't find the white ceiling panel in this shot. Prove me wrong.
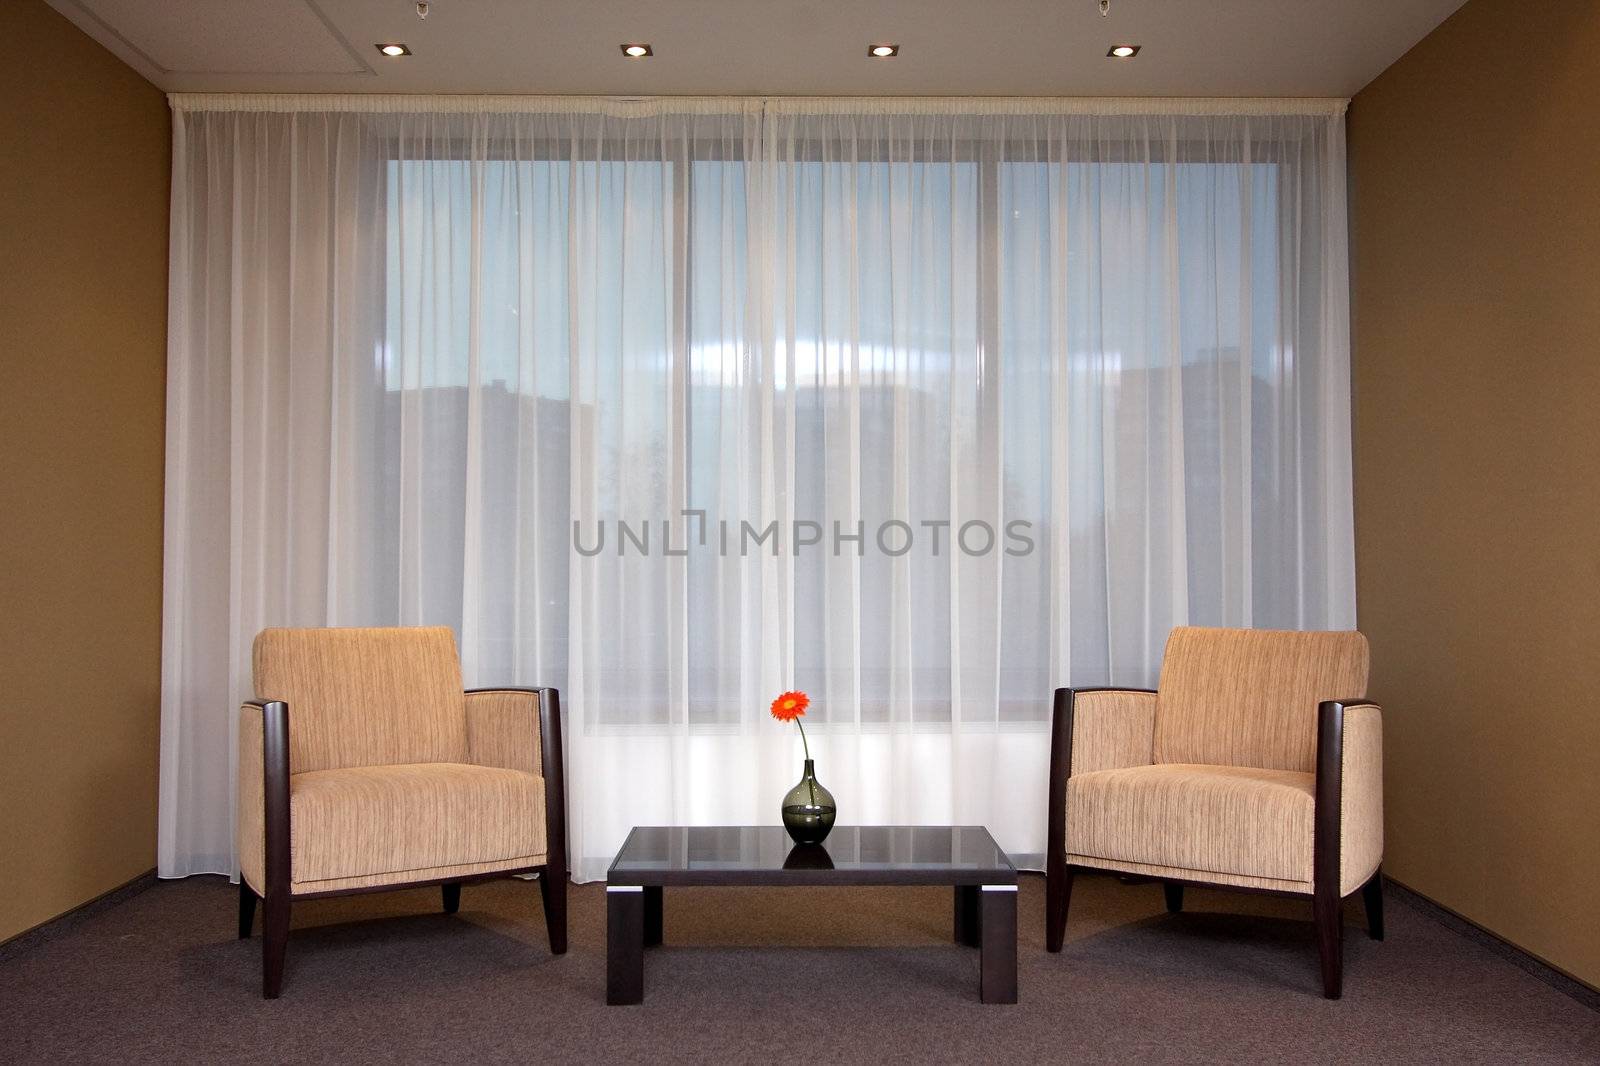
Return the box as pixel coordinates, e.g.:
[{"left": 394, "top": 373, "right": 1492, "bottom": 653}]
[
  {"left": 66, "top": 0, "right": 368, "bottom": 76},
  {"left": 48, "top": 0, "right": 1467, "bottom": 97}
]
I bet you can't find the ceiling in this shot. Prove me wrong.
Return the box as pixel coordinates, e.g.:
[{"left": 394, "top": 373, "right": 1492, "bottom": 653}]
[{"left": 47, "top": 0, "right": 1467, "bottom": 98}]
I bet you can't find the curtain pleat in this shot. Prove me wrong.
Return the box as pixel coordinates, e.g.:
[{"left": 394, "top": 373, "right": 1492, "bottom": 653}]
[{"left": 159, "top": 101, "right": 1353, "bottom": 881}]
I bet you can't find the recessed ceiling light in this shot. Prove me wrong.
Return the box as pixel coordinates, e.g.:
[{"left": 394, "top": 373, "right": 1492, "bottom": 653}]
[
  {"left": 621, "top": 43, "right": 653, "bottom": 58},
  {"left": 376, "top": 43, "right": 411, "bottom": 57},
  {"left": 1107, "top": 44, "right": 1140, "bottom": 58},
  {"left": 868, "top": 44, "right": 900, "bottom": 58}
]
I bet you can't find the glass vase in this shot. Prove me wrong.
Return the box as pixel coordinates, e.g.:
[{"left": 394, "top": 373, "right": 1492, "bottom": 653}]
[{"left": 781, "top": 758, "right": 836, "bottom": 845}]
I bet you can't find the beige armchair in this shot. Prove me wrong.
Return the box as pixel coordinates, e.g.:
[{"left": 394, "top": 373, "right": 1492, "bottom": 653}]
[
  {"left": 1046, "top": 626, "right": 1383, "bottom": 998},
  {"left": 236, "top": 626, "right": 566, "bottom": 997}
]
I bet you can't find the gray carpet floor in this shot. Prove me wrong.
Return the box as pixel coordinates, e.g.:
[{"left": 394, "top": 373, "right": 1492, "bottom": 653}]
[{"left": 1, "top": 872, "right": 1596, "bottom": 1064}]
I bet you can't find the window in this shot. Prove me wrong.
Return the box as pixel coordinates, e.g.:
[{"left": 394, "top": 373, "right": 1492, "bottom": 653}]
[{"left": 378, "top": 124, "right": 1322, "bottom": 730}]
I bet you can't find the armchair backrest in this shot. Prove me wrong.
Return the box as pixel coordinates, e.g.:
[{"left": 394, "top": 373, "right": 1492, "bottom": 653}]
[
  {"left": 252, "top": 626, "right": 468, "bottom": 773},
  {"left": 1152, "top": 626, "right": 1369, "bottom": 773}
]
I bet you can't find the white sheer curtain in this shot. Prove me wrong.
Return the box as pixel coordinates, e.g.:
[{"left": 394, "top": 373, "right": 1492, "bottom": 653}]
[{"left": 160, "top": 96, "right": 1353, "bottom": 880}]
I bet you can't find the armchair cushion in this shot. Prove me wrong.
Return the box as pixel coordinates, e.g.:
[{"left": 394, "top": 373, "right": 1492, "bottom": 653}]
[
  {"left": 1153, "top": 626, "right": 1369, "bottom": 772},
  {"left": 253, "top": 626, "right": 468, "bottom": 773},
  {"left": 1066, "top": 763, "right": 1315, "bottom": 888},
  {"left": 287, "top": 762, "right": 546, "bottom": 888}
]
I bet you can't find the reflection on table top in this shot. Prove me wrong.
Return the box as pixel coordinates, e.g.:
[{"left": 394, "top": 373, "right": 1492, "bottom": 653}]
[{"left": 608, "top": 825, "right": 1017, "bottom": 886}]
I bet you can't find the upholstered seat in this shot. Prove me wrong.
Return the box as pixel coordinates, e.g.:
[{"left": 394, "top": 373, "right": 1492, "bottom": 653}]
[
  {"left": 1046, "top": 626, "right": 1385, "bottom": 998},
  {"left": 235, "top": 626, "right": 567, "bottom": 997},
  {"left": 1066, "top": 764, "right": 1314, "bottom": 889},
  {"left": 288, "top": 763, "right": 547, "bottom": 890}
]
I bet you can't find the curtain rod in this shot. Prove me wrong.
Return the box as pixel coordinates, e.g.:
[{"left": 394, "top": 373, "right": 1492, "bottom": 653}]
[{"left": 167, "top": 93, "right": 1348, "bottom": 118}]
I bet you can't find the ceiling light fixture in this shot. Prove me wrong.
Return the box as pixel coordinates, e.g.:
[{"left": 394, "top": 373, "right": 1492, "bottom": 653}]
[
  {"left": 376, "top": 43, "right": 411, "bottom": 57},
  {"left": 621, "top": 43, "right": 653, "bottom": 57},
  {"left": 1107, "top": 44, "right": 1139, "bottom": 58},
  {"left": 868, "top": 44, "right": 900, "bottom": 58}
]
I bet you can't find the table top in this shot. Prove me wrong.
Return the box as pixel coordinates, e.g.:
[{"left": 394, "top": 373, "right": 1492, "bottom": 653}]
[{"left": 607, "top": 825, "right": 1017, "bottom": 887}]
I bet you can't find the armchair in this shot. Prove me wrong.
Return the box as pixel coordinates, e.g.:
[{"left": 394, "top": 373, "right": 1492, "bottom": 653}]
[
  {"left": 235, "top": 626, "right": 567, "bottom": 997},
  {"left": 1045, "top": 626, "right": 1383, "bottom": 998}
]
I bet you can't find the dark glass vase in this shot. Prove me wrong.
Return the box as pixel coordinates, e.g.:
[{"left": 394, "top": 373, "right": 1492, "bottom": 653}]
[{"left": 781, "top": 759, "right": 837, "bottom": 845}]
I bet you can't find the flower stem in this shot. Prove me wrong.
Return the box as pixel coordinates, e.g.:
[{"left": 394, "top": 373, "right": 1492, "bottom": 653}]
[{"left": 795, "top": 719, "right": 816, "bottom": 806}]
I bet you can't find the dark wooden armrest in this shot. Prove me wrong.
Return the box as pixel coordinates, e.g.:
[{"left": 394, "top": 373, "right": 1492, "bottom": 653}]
[
  {"left": 241, "top": 699, "right": 291, "bottom": 902},
  {"left": 1063, "top": 687, "right": 1158, "bottom": 696},
  {"left": 1313, "top": 698, "right": 1378, "bottom": 897},
  {"left": 464, "top": 686, "right": 556, "bottom": 695},
  {"left": 537, "top": 688, "right": 567, "bottom": 887}
]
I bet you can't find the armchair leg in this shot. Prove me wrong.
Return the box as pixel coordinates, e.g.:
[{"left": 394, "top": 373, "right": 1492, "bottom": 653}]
[
  {"left": 1312, "top": 887, "right": 1343, "bottom": 1000},
  {"left": 262, "top": 890, "right": 290, "bottom": 999},
  {"left": 1361, "top": 868, "right": 1385, "bottom": 941},
  {"left": 539, "top": 868, "right": 568, "bottom": 955},
  {"left": 1045, "top": 864, "right": 1074, "bottom": 952},
  {"left": 1162, "top": 882, "right": 1184, "bottom": 914},
  {"left": 237, "top": 881, "right": 258, "bottom": 939},
  {"left": 442, "top": 882, "right": 461, "bottom": 914}
]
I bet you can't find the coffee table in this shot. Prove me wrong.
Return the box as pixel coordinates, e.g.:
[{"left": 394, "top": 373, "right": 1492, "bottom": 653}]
[{"left": 605, "top": 825, "right": 1018, "bottom": 1004}]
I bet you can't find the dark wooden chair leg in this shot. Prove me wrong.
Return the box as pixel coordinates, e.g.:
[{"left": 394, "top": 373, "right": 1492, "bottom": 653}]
[
  {"left": 1163, "top": 882, "right": 1184, "bottom": 914},
  {"left": 262, "top": 890, "right": 290, "bottom": 999},
  {"left": 539, "top": 868, "right": 568, "bottom": 955},
  {"left": 1313, "top": 888, "right": 1343, "bottom": 999},
  {"left": 1045, "top": 864, "right": 1074, "bottom": 952},
  {"left": 442, "top": 882, "right": 461, "bottom": 914},
  {"left": 237, "top": 881, "right": 258, "bottom": 939},
  {"left": 1361, "top": 868, "right": 1385, "bottom": 941}
]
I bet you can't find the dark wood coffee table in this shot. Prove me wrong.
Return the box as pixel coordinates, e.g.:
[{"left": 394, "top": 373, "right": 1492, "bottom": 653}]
[{"left": 605, "top": 825, "right": 1018, "bottom": 1004}]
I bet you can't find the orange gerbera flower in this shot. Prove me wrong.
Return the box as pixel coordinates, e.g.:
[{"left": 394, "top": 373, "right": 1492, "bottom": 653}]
[{"left": 771, "top": 690, "right": 810, "bottom": 721}]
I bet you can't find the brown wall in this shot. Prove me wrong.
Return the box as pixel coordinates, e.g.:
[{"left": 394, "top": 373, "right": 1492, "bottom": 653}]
[
  {"left": 0, "top": 0, "right": 169, "bottom": 942},
  {"left": 1350, "top": 0, "right": 1600, "bottom": 989}
]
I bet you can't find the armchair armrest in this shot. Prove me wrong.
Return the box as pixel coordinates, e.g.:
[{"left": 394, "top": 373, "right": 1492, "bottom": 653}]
[
  {"left": 464, "top": 686, "right": 567, "bottom": 887},
  {"left": 1314, "top": 699, "right": 1384, "bottom": 898},
  {"left": 237, "top": 699, "right": 290, "bottom": 898},
  {"left": 1046, "top": 687, "right": 1158, "bottom": 884},
  {"left": 1063, "top": 688, "right": 1159, "bottom": 775},
  {"left": 465, "top": 688, "right": 543, "bottom": 774}
]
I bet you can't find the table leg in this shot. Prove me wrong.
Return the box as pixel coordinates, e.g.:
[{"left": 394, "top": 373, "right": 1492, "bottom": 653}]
[
  {"left": 606, "top": 886, "right": 645, "bottom": 1005},
  {"left": 953, "top": 884, "right": 981, "bottom": 947},
  {"left": 979, "top": 884, "right": 1018, "bottom": 1004},
  {"left": 644, "top": 885, "right": 663, "bottom": 947}
]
